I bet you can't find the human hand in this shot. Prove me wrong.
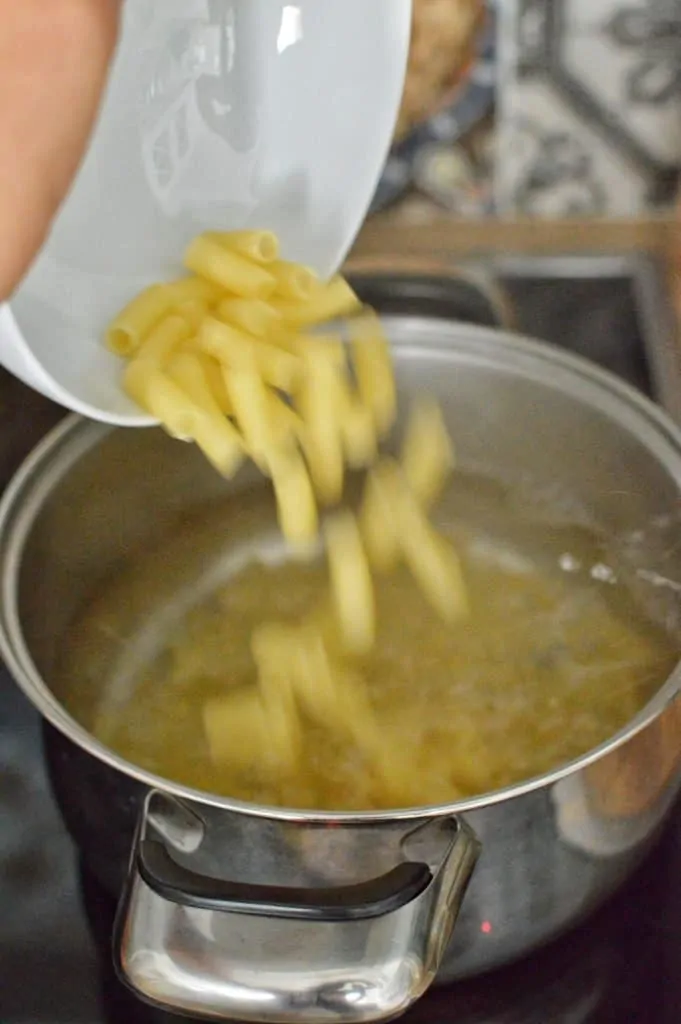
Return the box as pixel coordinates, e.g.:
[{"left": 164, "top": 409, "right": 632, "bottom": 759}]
[{"left": 0, "top": 0, "right": 122, "bottom": 299}]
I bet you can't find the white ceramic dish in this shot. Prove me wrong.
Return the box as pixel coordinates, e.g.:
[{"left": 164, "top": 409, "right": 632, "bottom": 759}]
[{"left": 1, "top": 0, "right": 411, "bottom": 425}]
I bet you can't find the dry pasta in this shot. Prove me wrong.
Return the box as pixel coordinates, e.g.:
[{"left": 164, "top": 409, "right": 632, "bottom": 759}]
[
  {"left": 197, "top": 354, "right": 233, "bottom": 416},
  {"left": 359, "top": 454, "right": 466, "bottom": 621},
  {"left": 271, "top": 261, "right": 318, "bottom": 301},
  {"left": 167, "top": 352, "right": 229, "bottom": 425},
  {"left": 200, "top": 317, "right": 301, "bottom": 392},
  {"left": 359, "top": 459, "right": 403, "bottom": 573},
  {"left": 350, "top": 309, "right": 397, "bottom": 437},
  {"left": 222, "top": 359, "right": 275, "bottom": 468},
  {"left": 295, "top": 344, "right": 346, "bottom": 506},
  {"left": 275, "top": 275, "right": 360, "bottom": 327},
  {"left": 175, "top": 298, "right": 209, "bottom": 333},
  {"left": 268, "top": 447, "right": 319, "bottom": 547},
  {"left": 210, "top": 230, "right": 280, "bottom": 264},
  {"left": 401, "top": 397, "right": 455, "bottom": 508},
  {"left": 324, "top": 510, "right": 375, "bottom": 656},
  {"left": 165, "top": 276, "right": 224, "bottom": 306},
  {"left": 337, "top": 388, "right": 377, "bottom": 470},
  {"left": 217, "top": 297, "right": 282, "bottom": 338},
  {"left": 397, "top": 481, "right": 469, "bottom": 623},
  {"left": 106, "top": 228, "right": 469, "bottom": 781},
  {"left": 107, "top": 285, "right": 174, "bottom": 357},
  {"left": 184, "top": 234, "right": 276, "bottom": 298}
]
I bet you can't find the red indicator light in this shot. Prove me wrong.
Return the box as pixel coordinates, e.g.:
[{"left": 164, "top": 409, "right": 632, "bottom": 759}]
[{"left": 480, "top": 920, "right": 493, "bottom": 934}]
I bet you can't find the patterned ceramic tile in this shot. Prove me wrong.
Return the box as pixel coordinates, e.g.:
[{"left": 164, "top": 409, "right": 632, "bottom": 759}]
[{"left": 497, "top": 0, "right": 681, "bottom": 216}]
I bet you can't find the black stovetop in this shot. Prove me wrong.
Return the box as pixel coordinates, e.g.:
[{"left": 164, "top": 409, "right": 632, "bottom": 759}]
[{"left": 2, "top": 253, "right": 681, "bottom": 1024}]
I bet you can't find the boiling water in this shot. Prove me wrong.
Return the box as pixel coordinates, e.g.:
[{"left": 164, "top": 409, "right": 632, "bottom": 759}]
[{"left": 56, "top": 472, "right": 680, "bottom": 810}]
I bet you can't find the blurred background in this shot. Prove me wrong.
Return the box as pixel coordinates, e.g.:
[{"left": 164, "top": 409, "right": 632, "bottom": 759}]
[{"left": 368, "top": 0, "right": 681, "bottom": 222}]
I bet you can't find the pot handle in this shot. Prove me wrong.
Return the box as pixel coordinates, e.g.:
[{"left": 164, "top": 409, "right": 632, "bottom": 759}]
[
  {"left": 138, "top": 837, "right": 433, "bottom": 921},
  {"left": 115, "top": 796, "right": 479, "bottom": 1023}
]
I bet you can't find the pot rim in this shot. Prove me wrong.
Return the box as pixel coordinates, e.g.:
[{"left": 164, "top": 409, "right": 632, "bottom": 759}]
[{"left": 2, "top": 320, "right": 681, "bottom": 823}]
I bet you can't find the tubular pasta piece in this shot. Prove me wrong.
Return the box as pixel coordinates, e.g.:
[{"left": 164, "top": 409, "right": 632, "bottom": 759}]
[
  {"left": 185, "top": 234, "right": 276, "bottom": 298},
  {"left": 268, "top": 329, "right": 304, "bottom": 355},
  {"left": 280, "top": 625, "right": 346, "bottom": 729},
  {"left": 126, "top": 360, "right": 242, "bottom": 477},
  {"left": 397, "top": 483, "right": 469, "bottom": 624},
  {"left": 223, "top": 359, "right": 275, "bottom": 464},
  {"left": 350, "top": 309, "right": 396, "bottom": 437},
  {"left": 359, "top": 459, "right": 402, "bottom": 573},
  {"left": 268, "top": 392, "right": 304, "bottom": 448},
  {"left": 165, "top": 276, "right": 223, "bottom": 307},
  {"left": 296, "top": 346, "right": 345, "bottom": 505},
  {"left": 297, "top": 337, "right": 375, "bottom": 467},
  {"left": 203, "top": 688, "right": 300, "bottom": 772},
  {"left": 275, "top": 276, "right": 360, "bottom": 326},
  {"left": 196, "top": 354, "right": 233, "bottom": 415},
  {"left": 201, "top": 318, "right": 253, "bottom": 361},
  {"left": 167, "top": 352, "right": 227, "bottom": 424},
  {"left": 133, "top": 315, "right": 192, "bottom": 367},
  {"left": 200, "top": 317, "right": 301, "bottom": 392},
  {"left": 106, "top": 285, "right": 173, "bottom": 357},
  {"left": 253, "top": 626, "right": 311, "bottom": 726},
  {"left": 297, "top": 420, "right": 344, "bottom": 509},
  {"left": 271, "top": 261, "right": 318, "bottom": 301},
  {"left": 337, "top": 381, "right": 377, "bottom": 469},
  {"left": 123, "top": 316, "right": 193, "bottom": 411},
  {"left": 123, "top": 361, "right": 157, "bottom": 411},
  {"left": 268, "top": 331, "right": 345, "bottom": 365},
  {"left": 286, "top": 632, "right": 381, "bottom": 751},
  {"left": 324, "top": 510, "right": 375, "bottom": 655},
  {"left": 216, "top": 297, "right": 282, "bottom": 338},
  {"left": 191, "top": 414, "right": 245, "bottom": 479},
  {"left": 124, "top": 368, "right": 202, "bottom": 439},
  {"left": 267, "top": 446, "right": 319, "bottom": 547},
  {"left": 302, "top": 333, "right": 346, "bottom": 366},
  {"left": 176, "top": 298, "right": 209, "bottom": 333},
  {"left": 401, "top": 398, "right": 455, "bottom": 509},
  {"left": 210, "top": 230, "right": 279, "bottom": 264},
  {"left": 167, "top": 353, "right": 244, "bottom": 477}
]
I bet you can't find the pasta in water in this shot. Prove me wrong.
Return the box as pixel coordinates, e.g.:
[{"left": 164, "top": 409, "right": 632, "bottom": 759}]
[
  {"left": 105, "top": 229, "right": 469, "bottom": 792},
  {"left": 69, "top": 486, "right": 677, "bottom": 809},
  {"left": 82, "top": 229, "right": 681, "bottom": 809}
]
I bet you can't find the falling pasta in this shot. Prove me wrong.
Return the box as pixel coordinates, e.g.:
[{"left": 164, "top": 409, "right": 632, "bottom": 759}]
[{"left": 106, "top": 229, "right": 468, "bottom": 779}]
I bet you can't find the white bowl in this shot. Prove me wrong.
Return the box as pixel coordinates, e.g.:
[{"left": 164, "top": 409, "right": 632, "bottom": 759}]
[{"left": 1, "top": 0, "right": 411, "bottom": 425}]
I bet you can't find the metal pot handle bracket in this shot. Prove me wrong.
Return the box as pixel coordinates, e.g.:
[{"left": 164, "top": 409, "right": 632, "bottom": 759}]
[
  {"left": 137, "top": 837, "right": 433, "bottom": 920},
  {"left": 114, "top": 790, "right": 479, "bottom": 1023}
]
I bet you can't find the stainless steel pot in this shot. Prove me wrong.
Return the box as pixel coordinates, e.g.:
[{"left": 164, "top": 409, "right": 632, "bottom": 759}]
[{"left": 1, "top": 319, "right": 681, "bottom": 1023}]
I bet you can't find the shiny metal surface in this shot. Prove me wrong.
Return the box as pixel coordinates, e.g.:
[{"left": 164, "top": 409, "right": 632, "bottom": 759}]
[
  {"left": 487, "top": 253, "right": 681, "bottom": 425},
  {"left": 1, "top": 321, "right": 681, "bottom": 1020},
  {"left": 116, "top": 796, "right": 478, "bottom": 1022}
]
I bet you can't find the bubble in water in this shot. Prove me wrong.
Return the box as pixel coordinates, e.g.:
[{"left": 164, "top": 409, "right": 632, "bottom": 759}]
[{"left": 591, "top": 563, "right": 617, "bottom": 585}]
